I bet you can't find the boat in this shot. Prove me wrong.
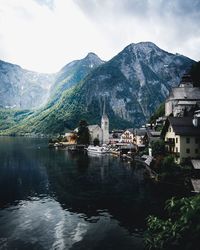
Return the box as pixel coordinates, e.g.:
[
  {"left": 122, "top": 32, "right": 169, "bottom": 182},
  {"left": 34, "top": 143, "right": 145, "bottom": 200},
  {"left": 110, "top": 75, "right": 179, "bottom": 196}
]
[{"left": 87, "top": 145, "right": 109, "bottom": 154}]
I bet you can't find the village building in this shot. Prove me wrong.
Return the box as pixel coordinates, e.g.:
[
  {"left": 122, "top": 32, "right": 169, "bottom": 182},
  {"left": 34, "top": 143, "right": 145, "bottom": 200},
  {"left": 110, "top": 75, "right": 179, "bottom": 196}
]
[
  {"left": 82, "top": 113, "right": 109, "bottom": 145},
  {"left": 165, "top": 75, "right": 200, "bottom": 117},
  {"left": 88, "top": 125, "right": 103, "bottom": 144},
  {"left": 161, "top": 111, "right": 200, "bottom": 163},
  {"left": 134, "top": 128, "right": 147, "bottom": 149},
  {"left": 73, "top": 102, "right": 110, "bottom": 145},
  {"left": 109, "top": 130, "right": 123, "bottom": 144},
  {"left": 120, "top": 129, "right": 134, "bottom": 143},
  {"left": 144, "top": 130, "right": 161, "bottom": 145},
  {"left": 64, "top": 132, "right": 77, "bottom": 144}
]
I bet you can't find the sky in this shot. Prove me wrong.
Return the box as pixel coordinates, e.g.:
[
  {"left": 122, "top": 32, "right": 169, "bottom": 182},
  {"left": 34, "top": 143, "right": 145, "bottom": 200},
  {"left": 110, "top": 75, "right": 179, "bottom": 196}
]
[{"left": 0, "top": 0, "right": 199, "bottom": 73}]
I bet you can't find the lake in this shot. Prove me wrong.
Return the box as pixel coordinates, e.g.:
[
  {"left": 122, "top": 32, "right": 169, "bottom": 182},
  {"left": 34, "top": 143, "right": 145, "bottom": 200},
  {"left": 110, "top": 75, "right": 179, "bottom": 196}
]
[{"left": 0, "top": 137, "right": 172, "bottom": 250}]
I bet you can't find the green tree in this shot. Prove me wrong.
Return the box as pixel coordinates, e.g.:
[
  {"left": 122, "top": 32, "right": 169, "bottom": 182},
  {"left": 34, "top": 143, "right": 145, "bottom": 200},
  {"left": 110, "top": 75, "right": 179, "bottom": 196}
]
[
  {"left": 77, "top": 119, "right": 90, "bottom": 145},
  {"left": 145, "top": 195, "right": 200, "bottom": 250},
  {"left": 149, "top": 103, "right": 165, "bottom": 124},
  {"left": 151, "top": 140, "right": 165, "bottom": 156},
  {"left": 93, "top": 137, "right": 100, "bottom": 146}
]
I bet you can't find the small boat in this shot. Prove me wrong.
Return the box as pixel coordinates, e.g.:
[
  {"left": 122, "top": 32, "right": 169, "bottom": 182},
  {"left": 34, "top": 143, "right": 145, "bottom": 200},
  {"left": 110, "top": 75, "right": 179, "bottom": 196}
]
[{"left": 87, "top": 145, "right": 109, "bottom": 154}]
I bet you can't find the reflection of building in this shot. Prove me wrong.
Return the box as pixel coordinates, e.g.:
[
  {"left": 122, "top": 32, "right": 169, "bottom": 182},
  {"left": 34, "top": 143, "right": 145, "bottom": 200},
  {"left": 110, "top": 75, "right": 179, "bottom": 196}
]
[
  {"left": 165, "top": 75, "right": 200, "bottom": 117},
  {"left": 161, "top": 112, "right": 200, "bottom": 163}
]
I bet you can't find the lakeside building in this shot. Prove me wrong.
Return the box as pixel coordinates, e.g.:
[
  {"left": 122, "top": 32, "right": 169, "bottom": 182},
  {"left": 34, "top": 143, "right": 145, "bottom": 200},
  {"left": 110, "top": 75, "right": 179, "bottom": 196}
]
[
  {"left": 133, "top": 128, "right": 147, "bottom": 150},
  {"left": 161, "top": 112, "right": 200, "bottom": 163},
  {"left": 64, "top": 132, "right": 77, "bottom": 144},
  {"left": 109, "top": 130, "right": 123, "bottom": 144},
  {"left": 120, "top": 129, "right": 134, "bottom": 143},
  {"left": 84, "top": 112, "right": 109, "bottom": 145}
]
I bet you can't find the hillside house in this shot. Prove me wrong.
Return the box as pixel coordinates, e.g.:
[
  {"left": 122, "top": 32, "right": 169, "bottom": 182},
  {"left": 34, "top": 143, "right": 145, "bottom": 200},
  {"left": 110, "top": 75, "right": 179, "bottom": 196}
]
[
  {"left": 165, "top": 75, "right": 200, "bottom": 117},
  {"left": 161, "top": 112, "right": 200, "bottom": 163}
]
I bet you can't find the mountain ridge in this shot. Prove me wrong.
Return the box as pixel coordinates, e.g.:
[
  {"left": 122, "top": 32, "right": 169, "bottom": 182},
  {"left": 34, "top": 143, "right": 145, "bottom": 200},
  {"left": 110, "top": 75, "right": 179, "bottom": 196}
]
[{"left": 0, "top": 42, "right": 195, "bottom": 135}]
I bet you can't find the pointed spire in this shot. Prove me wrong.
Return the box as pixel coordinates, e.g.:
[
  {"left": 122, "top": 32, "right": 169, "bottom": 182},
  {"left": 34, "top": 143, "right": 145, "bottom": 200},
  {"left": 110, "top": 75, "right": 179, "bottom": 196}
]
[
  {"left": 102, "top": 96, "right": 108, "bottom": 120},
  {"left": 103, "top": 96, "right": 106, "bottom": 116}
]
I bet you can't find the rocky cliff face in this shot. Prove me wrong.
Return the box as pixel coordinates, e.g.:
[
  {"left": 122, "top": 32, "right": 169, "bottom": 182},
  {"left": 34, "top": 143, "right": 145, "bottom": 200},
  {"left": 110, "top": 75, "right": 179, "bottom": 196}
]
[
  {"left": 0, "top": 42, "right": 195, "bottom": 135},
  {"left": 0, "top": 60, "right": 55, "bottom": 109},
  {"left": 48, "top": 52, "right": 104, "bottom": 106},
  {"left": 63, "top": 42, "right": 194, "bottom": 128}
]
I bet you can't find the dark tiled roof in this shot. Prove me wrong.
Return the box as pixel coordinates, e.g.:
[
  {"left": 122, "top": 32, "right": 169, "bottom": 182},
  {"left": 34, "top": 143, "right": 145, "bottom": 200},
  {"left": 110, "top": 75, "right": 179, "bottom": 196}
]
[
  {"left": 168, "top": 117, "right": 200, "bottom": 136},
  {"left": 135, "top": 128, "right": 147, "bottom": 136},
  {"left": 124, "top": 128, "right": 134, "bottom": 134}
]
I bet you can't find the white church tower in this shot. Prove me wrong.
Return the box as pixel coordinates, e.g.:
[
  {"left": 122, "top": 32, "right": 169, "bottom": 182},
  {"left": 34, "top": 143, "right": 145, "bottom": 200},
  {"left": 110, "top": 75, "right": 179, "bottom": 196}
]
[{"left": 101, "top": 100, "right": 109, "bottom": 144}]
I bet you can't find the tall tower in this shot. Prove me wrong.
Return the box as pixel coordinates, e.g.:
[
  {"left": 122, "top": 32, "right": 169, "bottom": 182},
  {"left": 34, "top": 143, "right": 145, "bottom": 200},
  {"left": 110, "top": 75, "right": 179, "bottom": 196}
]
[{"left": 101, "top": 99, "right": 109, "bottom": 144}]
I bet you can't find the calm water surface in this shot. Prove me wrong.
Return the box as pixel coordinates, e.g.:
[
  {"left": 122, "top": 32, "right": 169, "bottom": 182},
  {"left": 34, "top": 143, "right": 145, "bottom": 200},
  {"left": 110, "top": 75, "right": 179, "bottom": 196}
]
[{"left": 0, "top": 137, "right": 170, "bottom": 250}]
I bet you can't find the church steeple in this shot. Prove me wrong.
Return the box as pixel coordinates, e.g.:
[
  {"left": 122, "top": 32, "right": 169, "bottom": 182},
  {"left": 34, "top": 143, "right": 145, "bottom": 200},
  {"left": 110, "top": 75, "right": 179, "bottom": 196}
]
[{"left": 101, "top": 97, "right": 109, "bottom": 144}]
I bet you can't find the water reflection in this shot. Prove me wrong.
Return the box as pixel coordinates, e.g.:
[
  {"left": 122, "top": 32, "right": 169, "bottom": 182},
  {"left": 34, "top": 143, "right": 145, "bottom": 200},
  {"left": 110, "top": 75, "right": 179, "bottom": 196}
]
[{"left": 0, "top": 137, "right": 166, "bottom": 250}]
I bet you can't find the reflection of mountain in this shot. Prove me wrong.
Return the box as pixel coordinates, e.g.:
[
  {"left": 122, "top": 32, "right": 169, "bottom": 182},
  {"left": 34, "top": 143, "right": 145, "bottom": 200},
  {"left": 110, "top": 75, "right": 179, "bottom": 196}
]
[
  {"left": 45, "top": 152, "right": 165, "bottom": 232},
  {"left": 0, "top": 138, "right": 49, "bottom": 207}
]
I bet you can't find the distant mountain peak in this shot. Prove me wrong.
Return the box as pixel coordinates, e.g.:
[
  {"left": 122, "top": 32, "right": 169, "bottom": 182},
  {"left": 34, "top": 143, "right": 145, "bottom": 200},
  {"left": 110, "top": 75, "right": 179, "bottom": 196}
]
[
  {"left": 125, "top": 41, "right": 160, "bottom": 52},
  {"left": 84, "top": 52, "right": 103, "bottom": 62}
]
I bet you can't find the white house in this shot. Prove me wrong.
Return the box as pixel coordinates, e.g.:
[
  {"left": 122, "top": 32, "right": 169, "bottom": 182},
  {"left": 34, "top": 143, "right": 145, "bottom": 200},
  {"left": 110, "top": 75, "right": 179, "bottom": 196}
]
[
  {"left": 120, "top": 129, "right": 134, "bottom": 143},
  {"left": 161, "top": 112, "right": 200, "bottom": 163}
]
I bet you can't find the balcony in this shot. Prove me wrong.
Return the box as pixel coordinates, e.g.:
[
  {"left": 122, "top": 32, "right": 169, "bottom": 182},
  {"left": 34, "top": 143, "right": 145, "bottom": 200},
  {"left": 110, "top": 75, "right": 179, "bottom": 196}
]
[{"left": 165, "top": 138, "right": 175, "bottom": 146}]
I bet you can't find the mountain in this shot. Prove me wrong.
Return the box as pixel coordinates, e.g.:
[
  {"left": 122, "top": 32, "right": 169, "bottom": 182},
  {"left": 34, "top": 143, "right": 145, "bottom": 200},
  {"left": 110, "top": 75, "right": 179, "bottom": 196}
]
[
  {"left": 48, "top": 52, "right": 104, "bottom": 106},
  {"left": 1, "top": 42, "right": 195, "bottom": 135},
  {"left": 0, "top": 60, "right": 55, "bottom": 109}
]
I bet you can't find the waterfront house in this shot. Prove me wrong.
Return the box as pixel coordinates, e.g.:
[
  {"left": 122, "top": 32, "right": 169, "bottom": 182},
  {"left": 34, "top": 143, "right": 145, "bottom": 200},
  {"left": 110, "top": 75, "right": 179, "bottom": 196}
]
[
  {"left": 120, "top": 129, "right": 134, "bottom": 143},
  {"left": 161, "top": 112, "right": 200, "bottom": 163},
  {"left": 109, "top": 130, "right": 123, "bottom": 144},
  {"left": 64, "top": 132, "right": 77, "bottom": 144}
]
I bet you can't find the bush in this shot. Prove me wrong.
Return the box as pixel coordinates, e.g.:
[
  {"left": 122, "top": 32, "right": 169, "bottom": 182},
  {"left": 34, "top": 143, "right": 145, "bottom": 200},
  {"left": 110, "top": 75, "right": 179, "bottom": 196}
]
[
  {"left": 145, "top": 195, "right": 200, "bottom": 250},
  {"left": 151, "top": 140, "right": 165, "bottom": 156}
]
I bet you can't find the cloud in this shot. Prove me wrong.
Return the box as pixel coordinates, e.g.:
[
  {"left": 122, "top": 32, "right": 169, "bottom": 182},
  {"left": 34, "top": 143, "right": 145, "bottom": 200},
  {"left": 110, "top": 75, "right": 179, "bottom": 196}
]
[
  {"left": 34, "top": 0, "right": 55, "bottom": 10},
  {"left": 74, "top": 0, "right": 200, "bottom": 61},
  {"left": 0, "top": 0, "right": 199, "bottom": 73}
]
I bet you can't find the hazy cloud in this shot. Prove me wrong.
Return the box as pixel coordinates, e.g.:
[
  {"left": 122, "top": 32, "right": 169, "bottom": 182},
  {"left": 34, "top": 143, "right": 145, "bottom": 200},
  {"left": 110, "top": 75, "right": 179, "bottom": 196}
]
[
  {"left": 34, "top": 0, "right": 55, "bottom": 10},
  {"left": 75, "top": 0, "right": 200, "bottom": 60},
  {"left": 0, "top": 0, "right": 199, "bottom": 72}
]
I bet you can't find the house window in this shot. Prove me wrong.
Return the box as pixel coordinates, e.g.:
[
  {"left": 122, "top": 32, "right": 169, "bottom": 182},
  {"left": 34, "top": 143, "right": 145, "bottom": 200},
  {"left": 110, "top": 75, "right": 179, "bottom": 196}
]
[
  {"left": 195, "top": 149, "right": 198, "bottom": 154},
  {"left": 186, "top": 138, "right": 190, "bottom": 144},
  {"left": 169, "top": 127, "right": 171, "bottom": 132},
  {"left": 176, "top": 147, "right": 178, "bottom": 152},
  {"left": 195, "top": 138, "right": 199, "bottom": 144},
  {"left": 176, "top": 138, "right": 178, "bottom": 143},
  {"left": 186, "top": 148, "right": 190, "bottom": 154}
]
